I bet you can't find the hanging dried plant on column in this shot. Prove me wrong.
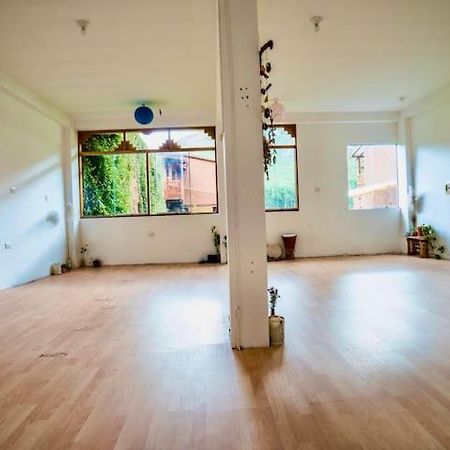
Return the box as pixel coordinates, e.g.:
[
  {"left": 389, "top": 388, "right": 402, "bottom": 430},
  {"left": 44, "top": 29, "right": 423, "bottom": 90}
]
[{"left": 260, "top": 40, "right": 276, "bottom": 179}]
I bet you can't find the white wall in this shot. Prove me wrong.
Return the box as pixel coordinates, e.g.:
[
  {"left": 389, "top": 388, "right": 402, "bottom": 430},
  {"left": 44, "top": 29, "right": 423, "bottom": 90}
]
[
  {"left": 0, "top": 76, "right": 73, "bottom": 290},
  {"left": 266, "top": 119, "right": 402, "bottom": 257},
  {"left": 81, "top": 214, "right": 220, "bottom": 265},
  {"left": 406, "top": 84, "right": 450, "bottom": 257},
  {"left": 80, "top": 115, "right": 402, "bottom": 264}
]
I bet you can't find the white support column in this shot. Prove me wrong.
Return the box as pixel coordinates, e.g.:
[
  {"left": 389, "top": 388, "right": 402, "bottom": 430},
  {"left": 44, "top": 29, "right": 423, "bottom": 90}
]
[
  {"left": 61, "top": 125, "right": 81, "bottom": 267},
  {"left": 398, "top": 113, "right": 416, "bottom": 238},
  {"left": 215, "top": 23, "right": 228, "bottom": 265},
  {"left": 217, "top": 0, "right": 269, "bottom": 348}
]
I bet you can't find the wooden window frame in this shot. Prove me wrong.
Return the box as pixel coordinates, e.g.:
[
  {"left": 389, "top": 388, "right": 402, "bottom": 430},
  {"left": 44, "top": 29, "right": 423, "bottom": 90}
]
[
  {"left": 265, "top": 124, "right": 300, "bottom": 212},
  {"left": 78, "top": 126, "right": 219, "bottom": 219}
]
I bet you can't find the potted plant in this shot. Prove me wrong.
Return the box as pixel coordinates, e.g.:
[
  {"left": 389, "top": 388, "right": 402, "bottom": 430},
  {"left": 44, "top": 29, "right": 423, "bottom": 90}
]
[
  {"left": 80, "top": 244, "right": 88, "bottom": 267},
  {"left": 419, "top": 224, "right": 446, "bottom": 259},
  {"left": 207, "top": 226, "right": 221, "bottom": 263},
  {"left": 268, "top": 287, "right": 284, "bottom": 346}
]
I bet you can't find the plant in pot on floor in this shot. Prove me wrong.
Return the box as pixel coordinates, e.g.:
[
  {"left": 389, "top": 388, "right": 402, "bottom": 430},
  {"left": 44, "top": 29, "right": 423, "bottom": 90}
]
[
  {"left": 207, "top": 226, "right": 221, "bottom": 263},
  {"left": 419, "top": 224, "right": 445, "bottom": 259},
  {"left": 80, "top": 244, "right": 88, "bottom": 267},
  {"left": 268, "top": 287, "right": 284, "bottom": 346}
]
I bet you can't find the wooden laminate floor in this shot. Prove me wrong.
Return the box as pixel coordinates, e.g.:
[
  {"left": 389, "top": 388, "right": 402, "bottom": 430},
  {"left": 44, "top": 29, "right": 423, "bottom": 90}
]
[{"left": 0, "top": 255, "right": 449, "bottom": 449}]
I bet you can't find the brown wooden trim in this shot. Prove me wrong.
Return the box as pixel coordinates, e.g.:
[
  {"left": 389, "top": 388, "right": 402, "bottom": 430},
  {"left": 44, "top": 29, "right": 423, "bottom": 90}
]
[
  {"left": 158, "top": 139, "right": 182, "bottom": 151},
  {"left": 78, "top": 131, "right": 91, "bottom": 148},
  {"left": 78, "top": 125, "right": 213, "bottom": 137},
  {"left": 80, "top": 147, "right": 216, "bottom": 156},
  {"left": 78, "top": 124, "right": 299, "bottom": 217},
  {"left": 117, "top": 139, "right": 138, "bottom": 152},
  {"left": 267, "top": 144, "right": 297, "bottom": 150},
  {"left": 293, "top": 123, "right": 300, "bottom": 211},
  {"left": 204, "top": 126, "right": 216, "bottom": 140},
  {"left": 266, "top": 123, "right": 297, "bottom": 148},
  {"left": 78, "top": 153, "right": 84, "bottom": 221},
  {"left": 79, "top": 128, "right": 216, "bottom": 153},
  {"left": 79, "top": 130, "right": 125, "bottom": 153},
  {"left": 145, "top": 153, "right": 150, "bottom": 214},
  {"left": 266, "top": 207, "right": 299, "bottom": 213},
  {"left": 80, "top": 211, "right": 219, "bottom": 219},
  {"left": 270, "top": 123, "right": 297, "bottom": 137},
  {"left": 280, "top": 124, "right": 296, "bottom": 139}
]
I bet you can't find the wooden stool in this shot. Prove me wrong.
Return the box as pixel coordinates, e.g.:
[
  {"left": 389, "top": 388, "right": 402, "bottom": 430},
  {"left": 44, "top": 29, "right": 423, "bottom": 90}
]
[{"left": 406, "top": 236, "right": 428, "bottom": 258}]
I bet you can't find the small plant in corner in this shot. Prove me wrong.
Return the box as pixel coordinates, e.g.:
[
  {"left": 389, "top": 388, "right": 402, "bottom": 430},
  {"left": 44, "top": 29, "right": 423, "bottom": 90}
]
[
  {"left": 207, "top": 226, "right": 221, "bottom": 263},
  {"left": 212, "top": 226, "right": 220, "bottom": 256},
  {"left": 419, "top": 224, "right": 446, "bottom": 259},
  {"left": 268, "top": 287, "right": 280, "bottom": 316},
  {"left": 80, "top": 244, "right": 88, "bottom": 267}
]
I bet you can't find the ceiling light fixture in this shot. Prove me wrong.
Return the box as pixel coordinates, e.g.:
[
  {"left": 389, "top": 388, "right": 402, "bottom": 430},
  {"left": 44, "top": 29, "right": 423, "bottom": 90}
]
[
  {"left": 311, "top": 16, "right": 323, "bottom": 33},
  {"left": 134, "top": 104, "right": 154, "bottom": 125},
  {"left": 76, "top": 19, "right": 90, "bottom": 36}
]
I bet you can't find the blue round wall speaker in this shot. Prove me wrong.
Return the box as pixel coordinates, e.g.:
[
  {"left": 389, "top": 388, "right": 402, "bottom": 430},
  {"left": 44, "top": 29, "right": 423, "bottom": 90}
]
[{"left": 134, "top": 105, "right": 154, "bottom": 125}]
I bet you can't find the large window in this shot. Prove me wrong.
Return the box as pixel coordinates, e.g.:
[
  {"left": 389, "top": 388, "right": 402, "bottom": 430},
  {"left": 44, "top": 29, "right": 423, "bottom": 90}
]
[
  {"left": 347, "top": 144, "right": 399, "bottom": 210},
  {"left": 79, "top": 128, "right": 218, "bottom": 217},
  {"left": 265, "top": 125, "right": 299, "bottom": 211}
]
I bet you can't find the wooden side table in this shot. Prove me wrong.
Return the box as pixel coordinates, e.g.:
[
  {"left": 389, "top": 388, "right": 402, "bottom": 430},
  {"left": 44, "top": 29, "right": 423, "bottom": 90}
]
[{"left": 406, "top": 236, "right": 429, "bottom": 258}]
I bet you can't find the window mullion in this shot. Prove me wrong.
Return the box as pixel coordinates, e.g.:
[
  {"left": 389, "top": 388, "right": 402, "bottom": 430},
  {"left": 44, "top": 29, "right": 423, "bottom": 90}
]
[{"left": 146, "top": 152, "right": 151, "bottom": 216}]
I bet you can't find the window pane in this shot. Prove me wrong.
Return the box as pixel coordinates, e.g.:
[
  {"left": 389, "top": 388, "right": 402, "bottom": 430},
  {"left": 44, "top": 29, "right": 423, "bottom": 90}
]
[
  {"left": 264, "top": 148, "right": 298, "bottom": 210},
  {"left": 82, "top": 154, "right": 148, "bottom": 216},
  {"left": 170, "top": 128, "right": 215, "bottom": 149},
  {"left": 80, "top": 132, "right": 124, "bottom": 152},
  {"left": 264, "top": 125, "right": 296, "bottom": 146},
  {"left": 347, "top": 144, "right": 398, "bottom": 210},
  {"left": 149, "top": 151, "right": 217, "bottom": 215},
  {"left": 126, "top": 130, "right": 169, "bottom": 150}
]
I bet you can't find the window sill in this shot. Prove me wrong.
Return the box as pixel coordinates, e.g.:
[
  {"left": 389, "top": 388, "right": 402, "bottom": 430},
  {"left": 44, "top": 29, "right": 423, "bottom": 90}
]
[
  {"left": 348, "top": 206, "right": 400, "bottom": 211},
  {"left": 266, "top": 208, "right": 299, "bottom": 213},
  {"left": 81, "top": 211, "right": 219, "bottom": 219}
]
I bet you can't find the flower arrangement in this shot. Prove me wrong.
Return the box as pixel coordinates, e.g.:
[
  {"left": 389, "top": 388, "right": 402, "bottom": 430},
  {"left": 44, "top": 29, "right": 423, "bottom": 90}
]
[{"left": 268, "top": 286, "right": 280, "bottom": 316}]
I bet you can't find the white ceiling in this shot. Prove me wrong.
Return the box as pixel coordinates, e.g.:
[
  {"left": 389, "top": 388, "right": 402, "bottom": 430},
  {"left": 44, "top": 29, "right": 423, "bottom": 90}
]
[
  {"left": 0, "top": 0, "right": 217, "bottom": 121},
  {"left": 1, "top": 0, "right": 450, "bottom": 121},
  {"left": 258, "top": 0, "right": 450, "bottom": 112}
]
